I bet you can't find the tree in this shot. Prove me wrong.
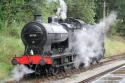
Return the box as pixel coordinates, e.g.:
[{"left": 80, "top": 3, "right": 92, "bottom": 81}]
[
  {"left": 107, "top": 0, "right": 125, "bottom": 36},
  {"left": 66, "top": 0, "right": 96, "bottom": 24}
]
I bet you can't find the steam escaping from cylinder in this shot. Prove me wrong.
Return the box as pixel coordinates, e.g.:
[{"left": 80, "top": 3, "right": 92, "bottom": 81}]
[
  {"left": 56, "top": 0, "right": 67, "bottom": 20},
  {"left": 74, "top": 12, "right": 117, "bottom": 68},
  {"left": 2, "top": 65, "right": 34, "bottom": 82}
]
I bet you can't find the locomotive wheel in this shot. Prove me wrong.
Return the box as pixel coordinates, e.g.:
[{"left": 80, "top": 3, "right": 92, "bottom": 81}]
[
  {"left": 90, "top": 57, "right": 97, "bottom": 64},
  {"left": 49, "top": 67, "right": 59, "bottom": 75},
  {"left": 11, "top": 59, "right": 18, "bottom": 65},
  {"left": 79, "top": 63, "right": 84, "bottom": 69}
]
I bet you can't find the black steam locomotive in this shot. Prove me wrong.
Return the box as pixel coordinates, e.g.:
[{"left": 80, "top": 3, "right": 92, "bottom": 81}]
[{"left": 11, "top": 14, "right": 105, "bottom": 75}]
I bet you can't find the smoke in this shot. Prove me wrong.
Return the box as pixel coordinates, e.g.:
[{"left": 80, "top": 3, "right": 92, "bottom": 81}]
[
  {"left": 2, "top": 65, "right": 34, "bottom": 82},
  {"left": 73, "top": 12, "right": 117, "bottom": 68},
  {"left": 56, "top": 0, "right": 67, "bottom": 20}
]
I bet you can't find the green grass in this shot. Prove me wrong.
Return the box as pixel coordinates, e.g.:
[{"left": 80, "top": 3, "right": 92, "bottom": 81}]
[
  {"left": 105, "top": 36, "right": 125, "bottom": 57},
  {"left": 0, "top": 36, "right": 24, "bottom": 80},
  {"left": 0, "top": 63, "right": 12, "bottom": 80},
  {"left": 0, "top": 36, "right": 24, "bottom": 63}
]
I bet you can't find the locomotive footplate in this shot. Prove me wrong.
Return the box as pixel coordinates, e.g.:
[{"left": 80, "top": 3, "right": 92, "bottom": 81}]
[{"left": 11, "top": 55, "right": 52, "bottom": 65}]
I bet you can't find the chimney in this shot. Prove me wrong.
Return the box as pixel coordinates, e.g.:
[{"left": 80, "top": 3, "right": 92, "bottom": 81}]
[{"left": 34, "top": 14, "right": 42, "bottom": 22}]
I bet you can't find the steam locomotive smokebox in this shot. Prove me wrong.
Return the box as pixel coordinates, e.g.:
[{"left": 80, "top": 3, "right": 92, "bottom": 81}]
[{"left": 21, "top": 22, "right": 47, "bottom": 46}]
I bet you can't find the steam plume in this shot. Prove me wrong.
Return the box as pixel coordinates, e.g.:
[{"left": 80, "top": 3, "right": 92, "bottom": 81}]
[
  {"left": 2, "top": 65, "right": 34, "bottom": 82},
  {"left": 56, "top": 0, "right": 67, "bottom": 20},
  {"left": 74, "top": 12, "right": 117, "bottom": 68}
]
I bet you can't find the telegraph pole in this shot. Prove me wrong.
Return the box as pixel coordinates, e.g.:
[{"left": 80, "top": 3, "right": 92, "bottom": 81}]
[{"left": 103, "top": 0, "right": 106, "bottom": 19}]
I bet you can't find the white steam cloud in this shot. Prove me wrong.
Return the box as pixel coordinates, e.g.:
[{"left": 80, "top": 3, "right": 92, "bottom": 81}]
[
  {"left": 56, "top": 0, "right": 67, "bottom": 20},
  {"left": 2, "top": 65, "right": 34, "bottom": 82},
  {"left": 73, "top": 12, "right": 117, "bottom": 68}
]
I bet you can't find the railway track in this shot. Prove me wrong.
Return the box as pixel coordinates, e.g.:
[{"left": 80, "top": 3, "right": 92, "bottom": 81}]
[
  {"left": 91, "top": 65, "right": 125, "bottom": 83},
  {"left": 80, "top": 62, "right": 125, "bottom": 83},
  {"left": 6, "top": 53, "right": 125, "bottom": 83}
]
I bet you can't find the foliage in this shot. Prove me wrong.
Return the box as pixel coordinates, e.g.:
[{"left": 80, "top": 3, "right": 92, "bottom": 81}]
[
  {"left": 66, "top": 0, "right": 96, "bottom": 24},
  {"left": 108, "top": 0, "right": 125, "bottom": 37},
  {"left": 96, "top": 0, "right": 125, "bottom": 36}
]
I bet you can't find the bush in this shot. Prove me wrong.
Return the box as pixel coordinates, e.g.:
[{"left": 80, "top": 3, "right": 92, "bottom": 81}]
[
  {"left": 109, "top": 21, "right": 125, "bottom": 37},
  {"left": 0, "top": 21, "right": 24, "bottom": 38}
]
